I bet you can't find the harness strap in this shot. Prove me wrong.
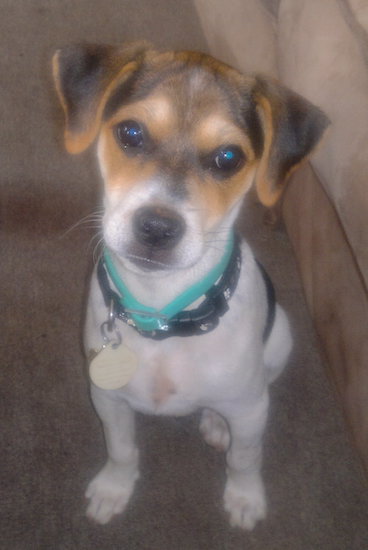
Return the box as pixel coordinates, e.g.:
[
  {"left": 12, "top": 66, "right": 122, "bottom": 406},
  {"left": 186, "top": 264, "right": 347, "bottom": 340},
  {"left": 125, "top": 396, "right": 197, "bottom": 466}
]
[
  {"left": 97, "top": 237, "right": 276, "bottom": 341},
  {"left": 256, "top": 261, "right": 276, "bottom": 342}
]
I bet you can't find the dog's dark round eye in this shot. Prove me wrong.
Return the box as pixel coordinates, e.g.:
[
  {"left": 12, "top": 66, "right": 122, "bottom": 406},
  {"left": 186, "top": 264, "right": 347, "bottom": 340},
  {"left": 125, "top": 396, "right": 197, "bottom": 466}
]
[
  {"left": 115, "top": 120, "right": 144, "bottom": 150},
  {"left": 213, "top": 146, "right": 245, "bottom": 173}
]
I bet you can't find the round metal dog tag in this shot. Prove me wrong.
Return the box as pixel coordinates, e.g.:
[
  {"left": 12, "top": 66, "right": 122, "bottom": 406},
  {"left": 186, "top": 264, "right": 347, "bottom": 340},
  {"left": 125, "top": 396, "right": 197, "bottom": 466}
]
[{"left": 89, "top": 343, "right": 138, "bottom": 390}]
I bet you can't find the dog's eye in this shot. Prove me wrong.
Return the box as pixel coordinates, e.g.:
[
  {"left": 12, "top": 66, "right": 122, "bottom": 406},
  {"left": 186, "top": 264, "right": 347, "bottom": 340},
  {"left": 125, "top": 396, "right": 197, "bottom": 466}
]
[
  {"left": 212, "top": 146, "right": 245, "bottom": 174},
  {"left": 115, "top": 120, "right": 144, "bottom": 150}
]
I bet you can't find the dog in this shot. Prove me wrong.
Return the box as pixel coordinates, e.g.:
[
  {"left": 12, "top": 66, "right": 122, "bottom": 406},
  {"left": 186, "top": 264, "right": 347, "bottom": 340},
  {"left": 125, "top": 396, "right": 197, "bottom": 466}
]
[{"left": 53, "top": 42, "right": 329, "bottom": 530}]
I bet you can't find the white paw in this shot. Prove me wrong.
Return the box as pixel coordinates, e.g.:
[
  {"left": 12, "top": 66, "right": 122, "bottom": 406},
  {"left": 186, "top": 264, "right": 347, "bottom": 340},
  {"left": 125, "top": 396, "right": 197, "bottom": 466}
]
[
  {"left": 85, "top": 461, "right": 139, "bottom": 524},
  {"left": 224, "top": 473, "right": 267, "bottom": 530},
  {"left": 199, "top": 409, "right": 231, "bottom": 452}
]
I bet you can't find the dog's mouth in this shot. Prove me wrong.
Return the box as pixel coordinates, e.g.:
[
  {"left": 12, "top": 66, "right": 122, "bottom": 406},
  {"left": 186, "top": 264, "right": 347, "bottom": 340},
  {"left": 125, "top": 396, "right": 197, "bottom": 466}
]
[{"left": 125, "top": 249, "right": 175, "bottom": 271}]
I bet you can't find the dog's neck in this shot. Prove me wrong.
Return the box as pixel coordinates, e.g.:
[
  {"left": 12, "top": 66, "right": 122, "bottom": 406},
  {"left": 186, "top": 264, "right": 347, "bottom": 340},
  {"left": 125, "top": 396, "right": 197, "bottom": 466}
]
[{"left": 105, "top": 232, "right": 233, "bottom": 311}]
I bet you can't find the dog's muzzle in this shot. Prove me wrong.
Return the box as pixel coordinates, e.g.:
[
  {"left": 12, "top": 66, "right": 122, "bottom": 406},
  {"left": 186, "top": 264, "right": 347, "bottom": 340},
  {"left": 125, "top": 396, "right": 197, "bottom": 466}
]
[{"left": 133, "top": 206, "right": 186, "bottom": 250}]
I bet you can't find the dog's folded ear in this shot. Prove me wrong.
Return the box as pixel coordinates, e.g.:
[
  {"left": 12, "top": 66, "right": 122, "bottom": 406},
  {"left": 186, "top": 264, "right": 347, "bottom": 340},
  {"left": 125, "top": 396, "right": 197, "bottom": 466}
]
[
  {"left": 52, "top": 42, "right": 149, "bottom": 154},
  {"left": 252, "top": 76, "right": 330, "bottom": 206}
]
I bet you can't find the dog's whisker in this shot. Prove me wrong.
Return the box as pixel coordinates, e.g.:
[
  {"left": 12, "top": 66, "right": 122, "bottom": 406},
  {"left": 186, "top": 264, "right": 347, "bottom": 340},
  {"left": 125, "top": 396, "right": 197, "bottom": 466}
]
[
  {"left": 92, "top": 236, "right": 105, "bottom": 264},
  {"left": 205, "top": 237, "right": 231, "bottom": 247},
  {"left": 88, "top": 231, "right": 103, "bottom": 246},
  {"left": 59, "top": 210, "right": 104, "bottom": 239}
]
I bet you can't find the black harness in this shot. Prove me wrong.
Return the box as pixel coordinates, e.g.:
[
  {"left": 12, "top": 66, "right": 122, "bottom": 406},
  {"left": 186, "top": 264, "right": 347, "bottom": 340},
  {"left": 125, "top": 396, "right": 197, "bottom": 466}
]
[{"left": 97, "top": 238, "right": 275, "bottom": 342}]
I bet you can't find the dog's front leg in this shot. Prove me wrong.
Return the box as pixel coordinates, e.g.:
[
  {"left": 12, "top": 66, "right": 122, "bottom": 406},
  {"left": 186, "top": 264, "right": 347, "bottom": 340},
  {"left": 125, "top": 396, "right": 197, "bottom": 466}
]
[
  {"left": 85, "top": 386, "right": 139, "bottom": 524},
  {"left": 222, "top": 391, "right": 269, "bottom": 530}
]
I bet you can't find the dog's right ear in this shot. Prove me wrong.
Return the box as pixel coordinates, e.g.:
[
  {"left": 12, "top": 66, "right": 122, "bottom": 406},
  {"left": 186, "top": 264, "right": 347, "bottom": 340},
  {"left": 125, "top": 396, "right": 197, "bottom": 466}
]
[
  {"left": 252, "top": 76, "right": 330, "bottom": 207},
  {"left": 52, "top": 42, "right": 149, "bottom": 154}
]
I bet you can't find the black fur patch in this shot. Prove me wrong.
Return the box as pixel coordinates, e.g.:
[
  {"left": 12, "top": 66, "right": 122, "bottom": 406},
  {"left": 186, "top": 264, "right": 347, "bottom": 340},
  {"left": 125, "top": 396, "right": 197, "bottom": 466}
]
[
  {"left": 58, "top": 44, "right": 111, "bottom": 129},
  {"left": 242, "top": 95, "right": 264, "bottom": 159}
]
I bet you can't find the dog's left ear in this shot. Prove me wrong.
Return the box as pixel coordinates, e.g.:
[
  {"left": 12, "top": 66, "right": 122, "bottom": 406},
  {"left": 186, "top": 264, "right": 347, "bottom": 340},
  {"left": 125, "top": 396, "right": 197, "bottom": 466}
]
[
  {"left": 252, "top": 76, "right": 330, "bottom": 206},
  {"left": 52, "top": 42, "right": 149, "bottom": 154}
]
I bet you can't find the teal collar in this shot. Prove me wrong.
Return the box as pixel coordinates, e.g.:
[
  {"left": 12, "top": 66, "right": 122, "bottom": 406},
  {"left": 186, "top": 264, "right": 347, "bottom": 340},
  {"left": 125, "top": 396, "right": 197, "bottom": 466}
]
[{"left": 102, "top": 232, "right": 236, "bottom": 333}]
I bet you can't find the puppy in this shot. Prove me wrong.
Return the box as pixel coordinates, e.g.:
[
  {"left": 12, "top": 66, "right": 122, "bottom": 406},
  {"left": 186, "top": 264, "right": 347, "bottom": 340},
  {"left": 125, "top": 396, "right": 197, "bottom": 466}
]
[{"left": 53, "top": 42, "right": 329, "bottom": 529}]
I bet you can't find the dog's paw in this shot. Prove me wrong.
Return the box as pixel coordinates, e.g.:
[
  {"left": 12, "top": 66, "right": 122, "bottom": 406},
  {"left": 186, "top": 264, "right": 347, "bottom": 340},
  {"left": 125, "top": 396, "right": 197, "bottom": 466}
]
[
  {"left": 85, "top": 460, "right": 139, "bottom": 524},
  {"left": 199, "top": 409, "right": 231, "bottom": 452},
  {"left": 224, "top": 473, "right": 267, "bottom": 530}
]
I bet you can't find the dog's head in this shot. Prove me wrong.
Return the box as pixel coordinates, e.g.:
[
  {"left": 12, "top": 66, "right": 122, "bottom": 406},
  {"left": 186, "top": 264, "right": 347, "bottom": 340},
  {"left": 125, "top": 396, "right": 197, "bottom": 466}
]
[{"left": 53, "top": 43, "right": 329, "bottom": 272}]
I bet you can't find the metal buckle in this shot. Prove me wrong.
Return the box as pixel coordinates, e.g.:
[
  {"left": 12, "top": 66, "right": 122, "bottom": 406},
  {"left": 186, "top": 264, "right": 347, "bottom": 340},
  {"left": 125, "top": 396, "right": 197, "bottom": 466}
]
[{"left": 100, "top": 300, "right": 122, "bottom": 348}]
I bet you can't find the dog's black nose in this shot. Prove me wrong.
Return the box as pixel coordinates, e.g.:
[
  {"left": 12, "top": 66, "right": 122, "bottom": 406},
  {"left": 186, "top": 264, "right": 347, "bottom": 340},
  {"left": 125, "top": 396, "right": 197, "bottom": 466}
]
[{"left": 133, "top": 206, "right": 185, "bottom": 249}]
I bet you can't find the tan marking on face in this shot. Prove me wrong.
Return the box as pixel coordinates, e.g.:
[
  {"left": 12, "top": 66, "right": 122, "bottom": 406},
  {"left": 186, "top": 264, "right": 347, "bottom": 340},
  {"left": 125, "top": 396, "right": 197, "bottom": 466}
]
[
  {"left": 192, "top": 164, "right": 257, "bottom": 229},
  {"left": 194, "top": 114, "right": 253, "bottom": 154},
  {"left": 98, "top": 127, "right": 154, "bottom": 189},
  {"left": 99, "top": 92, "right": 179, "bottom": 189},
  {"left": 109, "top": 93, "right": 177, "bottom": 141},
  {"left": 189, "top": 114, "right": 258, "bottom": 227}
]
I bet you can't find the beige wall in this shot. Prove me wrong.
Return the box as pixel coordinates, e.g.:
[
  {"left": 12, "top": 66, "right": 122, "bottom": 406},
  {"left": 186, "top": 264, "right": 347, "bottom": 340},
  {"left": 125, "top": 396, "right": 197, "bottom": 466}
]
[{"left": 193, "top": 0, "right": 278, "bottom": 76}]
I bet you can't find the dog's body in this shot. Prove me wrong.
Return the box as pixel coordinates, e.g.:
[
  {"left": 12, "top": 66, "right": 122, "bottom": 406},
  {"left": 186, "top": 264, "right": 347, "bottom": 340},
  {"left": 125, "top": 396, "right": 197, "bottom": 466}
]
[{"left": 53, "top": 43, "right": 329, "bottom": 529}]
